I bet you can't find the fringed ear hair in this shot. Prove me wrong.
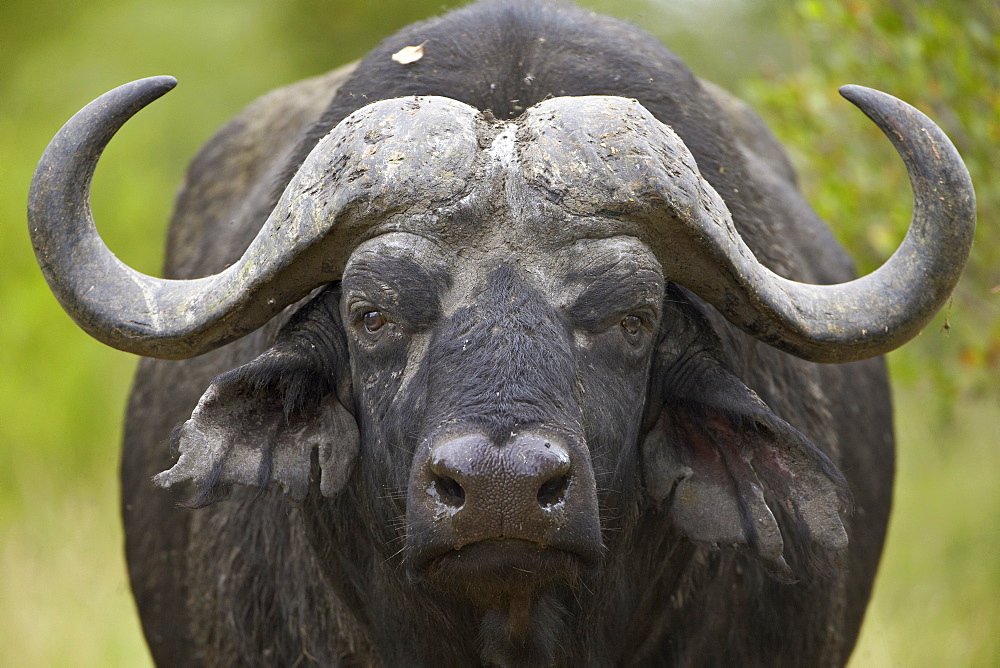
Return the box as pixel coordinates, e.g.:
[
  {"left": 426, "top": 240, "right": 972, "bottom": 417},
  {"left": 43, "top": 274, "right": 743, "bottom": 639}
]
[
  {"left": 155, "top": 286, "right": 359, "bottom": 506},
  {"left": 642, "top": 286, "right": 850, "bottom": 581}
]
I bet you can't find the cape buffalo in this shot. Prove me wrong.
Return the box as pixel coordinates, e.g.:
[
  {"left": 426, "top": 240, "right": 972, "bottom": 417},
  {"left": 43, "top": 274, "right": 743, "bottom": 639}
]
[{"left": 29, "top": 0, "right": 974, "bottom": 665}]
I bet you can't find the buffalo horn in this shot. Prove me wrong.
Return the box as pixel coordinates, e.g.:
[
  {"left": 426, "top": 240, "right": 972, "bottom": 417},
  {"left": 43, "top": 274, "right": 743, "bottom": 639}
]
[
  {"left": 675, "top": 86, "right": 976, "bottom": 363},
  {"left": 31, "top": 78, "right": 973, "bottom": 364},
  {"left": 517, "top": 90, "right": 974, "bottom": 364},
  {"left": 28, "top": 77, "right": 478, "bottom": 359}
]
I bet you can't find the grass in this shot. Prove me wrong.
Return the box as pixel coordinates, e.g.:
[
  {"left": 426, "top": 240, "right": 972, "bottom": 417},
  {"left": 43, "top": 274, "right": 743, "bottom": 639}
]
[
  {"left": 851, "top": 377, "right": 999, "bottom": 667},
  {"left": 0, "top": 460, "right": 151, "bottom": 665}
]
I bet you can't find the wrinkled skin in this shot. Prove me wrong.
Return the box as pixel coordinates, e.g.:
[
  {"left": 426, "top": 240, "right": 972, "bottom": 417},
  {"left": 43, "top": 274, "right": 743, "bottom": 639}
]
[{"left": 122, "top": 1, "right": 894, "bottom": 665}]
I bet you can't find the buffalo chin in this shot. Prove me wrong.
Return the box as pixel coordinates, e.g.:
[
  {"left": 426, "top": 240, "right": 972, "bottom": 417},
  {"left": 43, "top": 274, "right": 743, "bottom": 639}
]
[{"left": 416, "top": 540, "right": 584, "bottom": 664}]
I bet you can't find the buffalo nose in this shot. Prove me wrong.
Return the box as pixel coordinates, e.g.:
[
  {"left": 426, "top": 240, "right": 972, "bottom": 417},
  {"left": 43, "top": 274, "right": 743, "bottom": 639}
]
[
  {"left": 407, "top": 429, "right": 603, "bottom": 568},
  {"left": 428, "top": 433, "right": 572, "bottom": 513}
]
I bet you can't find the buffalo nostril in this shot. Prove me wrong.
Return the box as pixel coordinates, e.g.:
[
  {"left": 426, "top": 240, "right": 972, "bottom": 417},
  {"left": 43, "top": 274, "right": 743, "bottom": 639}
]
[
  {"left": 433, "top": 474, "right": 465, "bottom": 507},
  {"left": 537, "top": 473, "right": 570, "bottom": 508}
]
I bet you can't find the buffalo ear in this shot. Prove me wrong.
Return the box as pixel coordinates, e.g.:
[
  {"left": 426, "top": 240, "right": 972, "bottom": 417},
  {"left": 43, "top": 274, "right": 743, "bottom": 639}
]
[
  {"left": 154, "top": 287, "right": 358, "bottom": 506},
  {"left": 641, "top": 289, "right": 850, "bottom": 580}
]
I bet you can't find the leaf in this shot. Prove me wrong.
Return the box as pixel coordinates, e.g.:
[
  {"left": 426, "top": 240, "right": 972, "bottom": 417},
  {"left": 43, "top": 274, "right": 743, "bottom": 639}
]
[{"left": 391, "top": 43, "right": 425, "bottom": 65}]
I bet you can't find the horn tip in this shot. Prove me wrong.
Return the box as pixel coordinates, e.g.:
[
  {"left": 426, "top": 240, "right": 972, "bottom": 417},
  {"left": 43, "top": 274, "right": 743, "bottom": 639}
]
[
  {"left": 838, "top": 84, "right": 876, "bottom": 106},
  {"left": 146, "top": 75, "right": 178, "bottom": 92}
]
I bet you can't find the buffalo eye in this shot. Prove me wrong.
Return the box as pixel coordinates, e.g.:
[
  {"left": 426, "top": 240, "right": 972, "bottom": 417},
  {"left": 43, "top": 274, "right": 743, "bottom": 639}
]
[
  {"left": 363, "top": 310, "right": 388, "bottom": 334},
  {"left": 621, "top": 315, "right": 642, "bottom": 337}
]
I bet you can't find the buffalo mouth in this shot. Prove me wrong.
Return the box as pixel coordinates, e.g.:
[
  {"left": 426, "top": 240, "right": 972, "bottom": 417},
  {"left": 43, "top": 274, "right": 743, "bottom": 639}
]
[{"left": 412, "top": 539, "right": 589, "bottom": 604}]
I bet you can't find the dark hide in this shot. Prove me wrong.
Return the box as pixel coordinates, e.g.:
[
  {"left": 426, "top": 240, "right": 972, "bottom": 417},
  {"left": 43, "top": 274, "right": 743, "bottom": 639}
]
[{"left": 123, "top": 1, "right": 895, "bottom": 665}]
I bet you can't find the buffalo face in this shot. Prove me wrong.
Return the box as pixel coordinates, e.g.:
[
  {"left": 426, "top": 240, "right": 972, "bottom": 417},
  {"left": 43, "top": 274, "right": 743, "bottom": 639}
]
[{"left": 342, "top": 231, "right": 664, "bottom": 599}]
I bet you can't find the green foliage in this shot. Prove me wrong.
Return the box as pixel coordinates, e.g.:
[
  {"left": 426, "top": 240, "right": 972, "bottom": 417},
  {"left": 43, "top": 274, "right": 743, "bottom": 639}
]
[
  {"left": 0, "top": 1, "right": 995, "bottom": 665},
  {"left": 739, "top": 0, "right": 1000, "bottom": 402}
]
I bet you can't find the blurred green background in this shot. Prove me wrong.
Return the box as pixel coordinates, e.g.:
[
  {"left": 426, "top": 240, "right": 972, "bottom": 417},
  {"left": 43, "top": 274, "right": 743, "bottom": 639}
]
[{"left": 1, "top": 0, "right": 996, "bottom": 664}]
